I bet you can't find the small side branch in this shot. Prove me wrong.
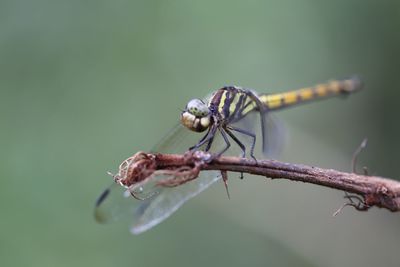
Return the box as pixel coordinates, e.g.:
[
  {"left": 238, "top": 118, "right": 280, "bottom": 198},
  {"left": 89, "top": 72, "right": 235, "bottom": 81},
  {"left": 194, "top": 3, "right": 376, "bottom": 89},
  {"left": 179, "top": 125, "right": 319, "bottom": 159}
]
[{"left": 115, "top": 151, "right": 400, "bottom": 212}]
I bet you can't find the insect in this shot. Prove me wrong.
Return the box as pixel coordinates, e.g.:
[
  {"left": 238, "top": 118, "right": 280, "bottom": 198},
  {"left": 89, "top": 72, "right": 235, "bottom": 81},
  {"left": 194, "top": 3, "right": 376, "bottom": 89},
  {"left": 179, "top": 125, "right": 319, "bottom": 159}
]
[{"left": 94, "top": 76, "right": 362, "bottom": 234}]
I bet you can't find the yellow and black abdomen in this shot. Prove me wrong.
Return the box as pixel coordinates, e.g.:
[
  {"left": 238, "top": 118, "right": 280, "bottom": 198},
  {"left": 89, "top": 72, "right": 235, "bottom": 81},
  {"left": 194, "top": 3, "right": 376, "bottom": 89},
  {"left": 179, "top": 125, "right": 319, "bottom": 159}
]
[{"left": 259, "top": 76, "right": 362, "bottom": 111}]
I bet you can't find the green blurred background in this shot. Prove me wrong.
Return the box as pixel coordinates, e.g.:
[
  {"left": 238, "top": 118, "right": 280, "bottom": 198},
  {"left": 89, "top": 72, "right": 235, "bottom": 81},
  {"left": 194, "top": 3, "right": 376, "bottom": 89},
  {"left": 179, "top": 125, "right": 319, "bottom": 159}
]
[{"left": 1, "top": 1, "right": 399, "bottom": 266}]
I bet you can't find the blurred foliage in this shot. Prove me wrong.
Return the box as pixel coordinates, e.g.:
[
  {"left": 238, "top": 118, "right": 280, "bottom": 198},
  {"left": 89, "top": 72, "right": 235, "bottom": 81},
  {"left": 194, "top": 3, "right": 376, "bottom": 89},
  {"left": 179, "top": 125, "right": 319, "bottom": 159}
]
[{"left": 1, "top": 1, "right": 399, "bottom": 267}]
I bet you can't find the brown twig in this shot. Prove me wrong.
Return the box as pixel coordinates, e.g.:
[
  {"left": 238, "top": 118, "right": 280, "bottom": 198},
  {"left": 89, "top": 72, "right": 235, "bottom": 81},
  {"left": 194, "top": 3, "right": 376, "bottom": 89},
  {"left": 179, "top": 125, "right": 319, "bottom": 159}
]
[{"left": 113, "top": 151, "right": 400, "bottom": 213}]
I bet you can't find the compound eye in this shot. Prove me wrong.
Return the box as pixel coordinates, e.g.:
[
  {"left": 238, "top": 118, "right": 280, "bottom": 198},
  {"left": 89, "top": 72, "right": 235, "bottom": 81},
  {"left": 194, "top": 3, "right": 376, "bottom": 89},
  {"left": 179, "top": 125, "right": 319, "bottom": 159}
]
[{"left": 186, "top": 99, "right": 209, "bottom": 117}]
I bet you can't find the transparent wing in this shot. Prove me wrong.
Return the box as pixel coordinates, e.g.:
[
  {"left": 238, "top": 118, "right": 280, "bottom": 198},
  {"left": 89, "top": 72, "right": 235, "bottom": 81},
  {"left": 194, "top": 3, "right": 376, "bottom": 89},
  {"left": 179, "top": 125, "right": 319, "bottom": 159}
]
[
  {"left": 94, "top": 122, "right": 223, "bottom": 234},
  {"left": 260, "top": 112, "right": 287, "bottom": 158},
  {"left": 151, "top": 123, "right": 204, "bottom": 154},
  {"left": 94, "top": 182, "right": 140, "bottom": 224},
  {"left": 129, "top": 172, "right": 220, "bottom": 234}
]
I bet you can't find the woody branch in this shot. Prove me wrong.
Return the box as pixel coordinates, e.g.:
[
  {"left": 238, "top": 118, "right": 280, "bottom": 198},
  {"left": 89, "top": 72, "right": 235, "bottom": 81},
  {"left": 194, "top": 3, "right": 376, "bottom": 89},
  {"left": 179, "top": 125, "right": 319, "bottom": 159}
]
[{"left": 144, "top": 151, "right": 400, "bottom": 212}]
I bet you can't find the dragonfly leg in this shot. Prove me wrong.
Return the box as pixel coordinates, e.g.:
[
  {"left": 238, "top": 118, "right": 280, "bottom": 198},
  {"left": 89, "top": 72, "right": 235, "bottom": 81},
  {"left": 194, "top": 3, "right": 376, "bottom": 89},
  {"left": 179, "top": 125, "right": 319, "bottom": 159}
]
[
  {"left": 227, "top": 125, "right": 257, "bottom": 160},
  {"left": 189, "top": 129, "right": 210, "bottom": 151},
  {"left": 189, "top": 124, "right": 216, "bottom": 151},
  {"left": 214, "top": 127, "right": 231, "bottom": 158},
  {"left": 224, "top": 127, "right": 246, "bottom": 158},
  {"left": 204, "top": 136, "right": 214, "bottom": 151},
  {"left": 205, "top": 124, "right": 218, "bottom": 152}
]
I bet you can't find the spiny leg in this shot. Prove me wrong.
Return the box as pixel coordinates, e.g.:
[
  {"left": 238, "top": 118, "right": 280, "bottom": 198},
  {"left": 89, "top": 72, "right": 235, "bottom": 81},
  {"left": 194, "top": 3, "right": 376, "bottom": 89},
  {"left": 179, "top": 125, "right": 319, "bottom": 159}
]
[
  {"left": 196, "top": 126, "right": 212, "bottom": 144},
  {"left": 189, "top": 127, "right": 211, "bottom": 151},
  {"left": 189, "top": 124, "right": 216, "bottom": 151},
  {"left": 215, "top": 127, "right": 231, "bottom": 158},
  {"left": 228, "top": 125, "right": 257, "bottom": 160},
  {"left": 205, "top": 124, "right": 218, "bottom": 152},
  {"left": 224, "top": 127, "right": 247, "bottom": 158}
]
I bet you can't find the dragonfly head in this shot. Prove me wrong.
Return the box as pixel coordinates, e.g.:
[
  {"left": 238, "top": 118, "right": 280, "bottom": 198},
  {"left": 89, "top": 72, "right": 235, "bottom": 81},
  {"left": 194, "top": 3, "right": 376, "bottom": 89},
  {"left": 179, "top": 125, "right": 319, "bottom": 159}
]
[{"left": 181, "top": 99, "right": 211, "bottom": 132}]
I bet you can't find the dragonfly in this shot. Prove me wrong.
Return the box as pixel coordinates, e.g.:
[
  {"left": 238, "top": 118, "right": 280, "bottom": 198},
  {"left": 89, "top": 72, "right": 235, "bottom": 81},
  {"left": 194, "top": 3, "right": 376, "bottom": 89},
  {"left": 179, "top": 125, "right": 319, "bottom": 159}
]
[{"left": 94, "top": 76, "right": 362, "bottom": 234}]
